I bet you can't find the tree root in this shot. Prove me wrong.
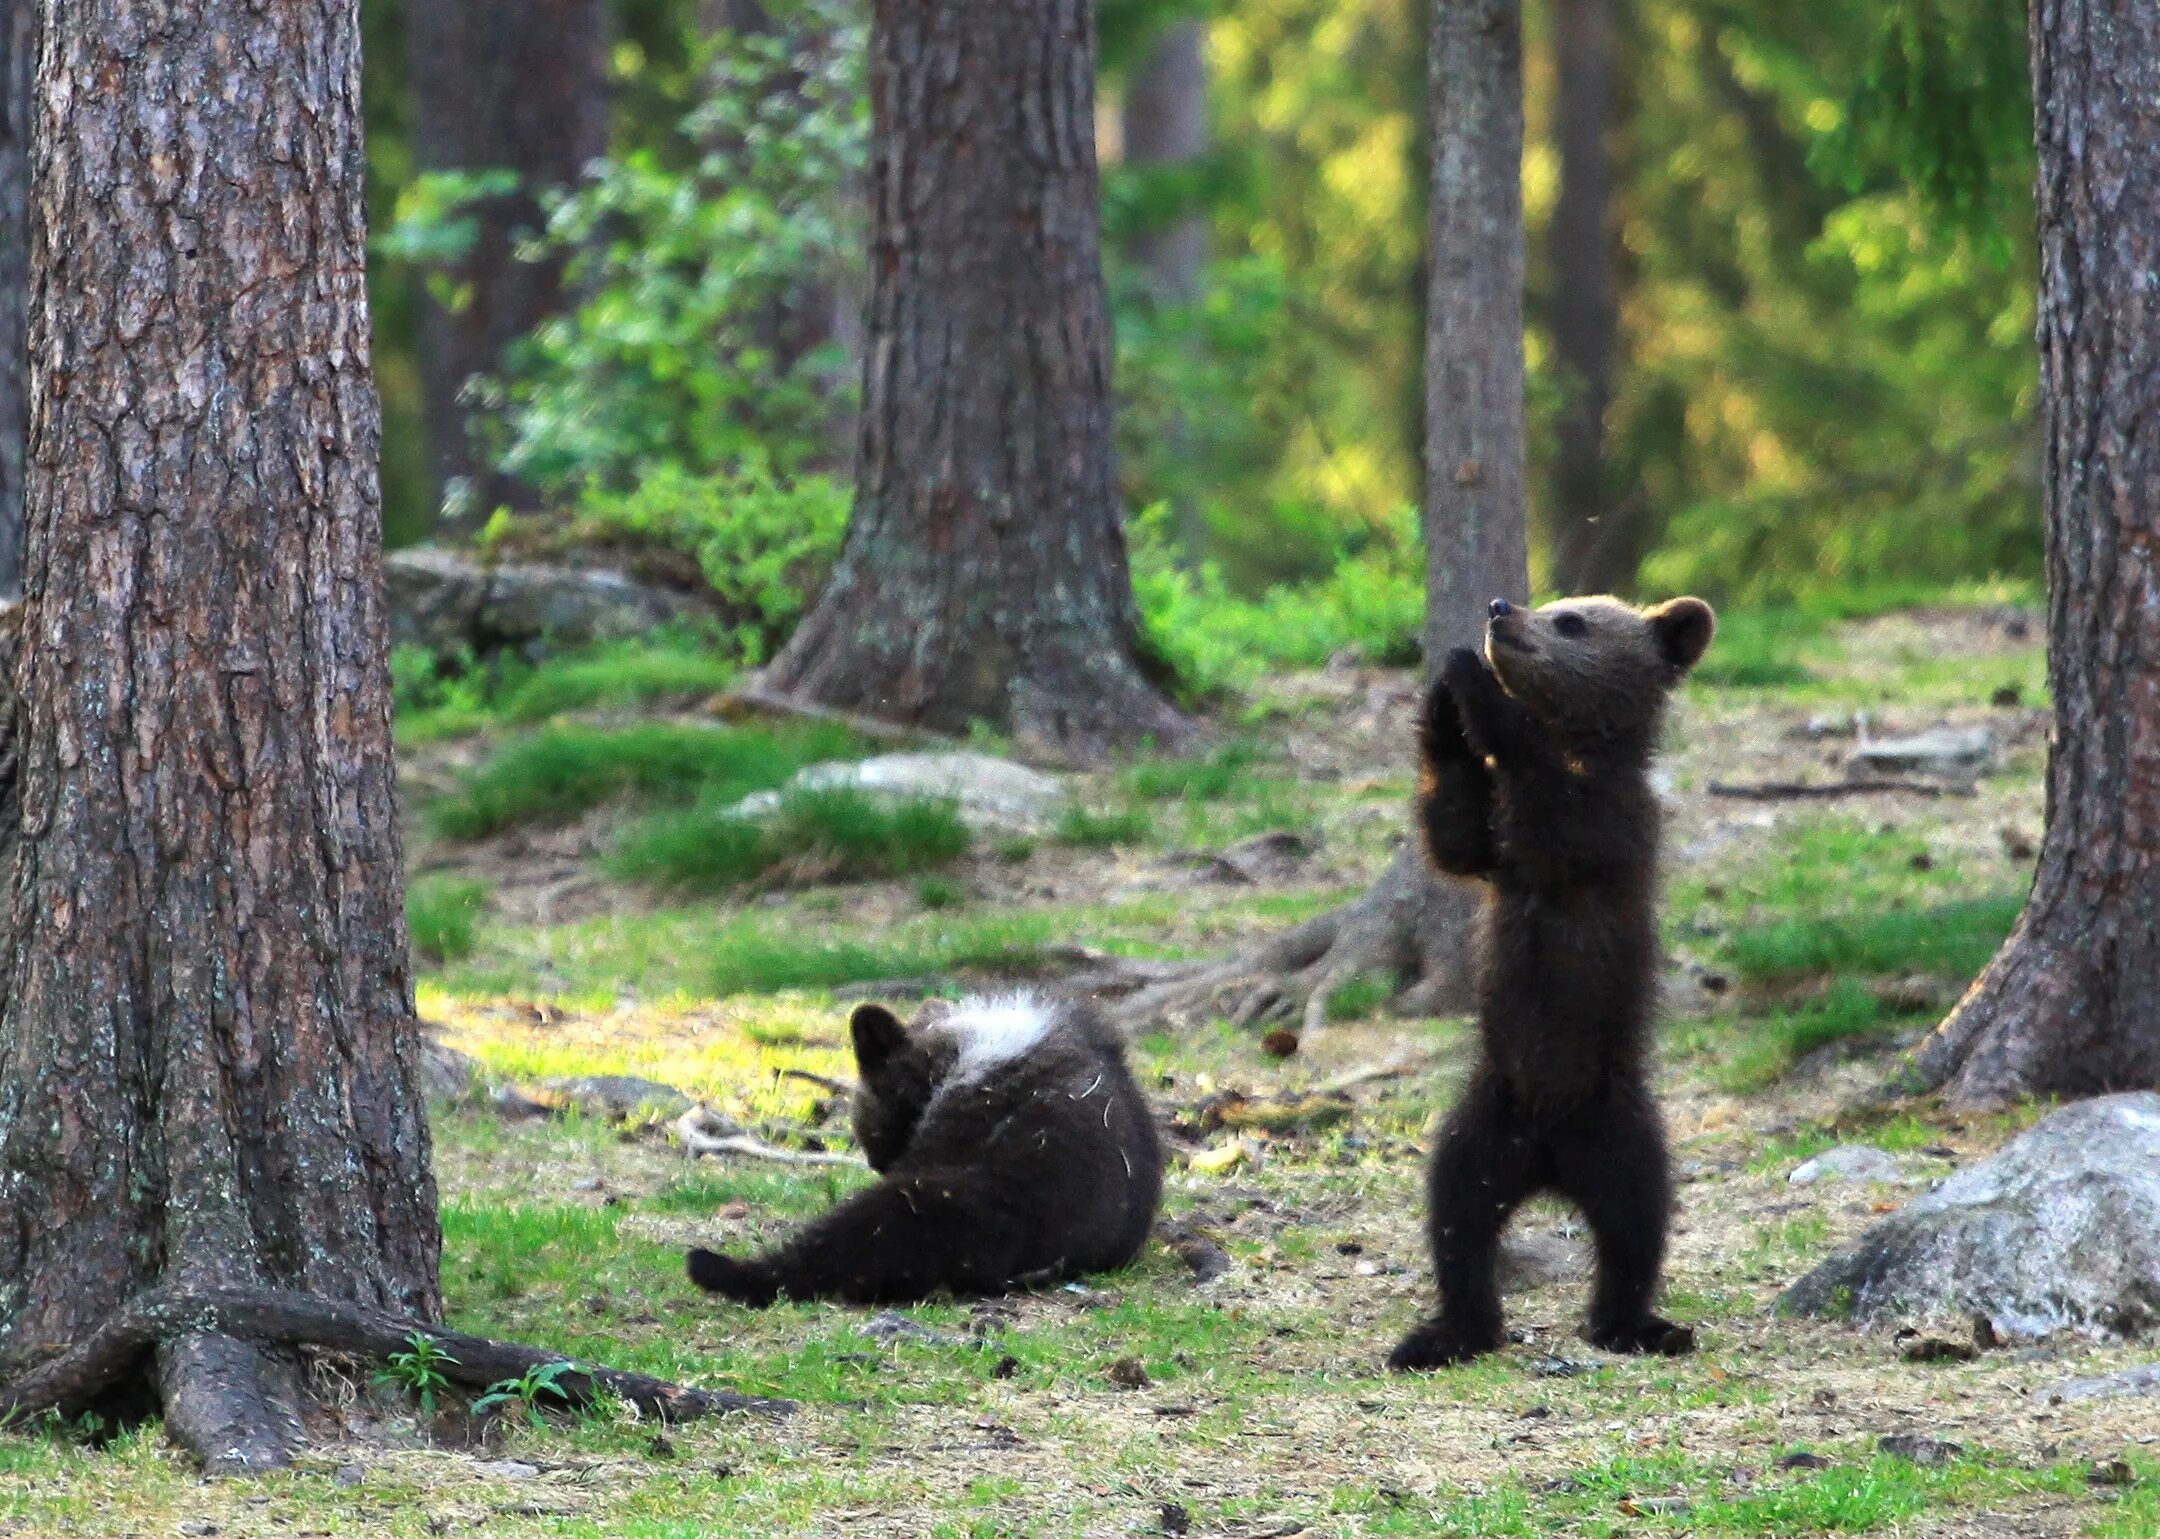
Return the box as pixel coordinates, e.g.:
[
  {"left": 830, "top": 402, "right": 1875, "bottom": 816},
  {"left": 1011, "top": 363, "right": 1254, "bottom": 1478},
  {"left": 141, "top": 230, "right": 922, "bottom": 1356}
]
[
  {"left": 0, "top": 1286, "right": 791, "bottom": 1471},
  {"left": 1105, "top": 847, "right": 1476, "bottom": 1037}
]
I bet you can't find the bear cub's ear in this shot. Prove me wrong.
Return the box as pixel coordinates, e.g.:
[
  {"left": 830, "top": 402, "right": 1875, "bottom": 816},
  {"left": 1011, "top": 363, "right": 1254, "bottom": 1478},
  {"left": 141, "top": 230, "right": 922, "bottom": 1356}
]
[
  {"left": 1647, "top": 597, "right": 1715, "bottom": 676},
  {"left": 850, "top": 1003, "right": 911, "bottom": 1078}
]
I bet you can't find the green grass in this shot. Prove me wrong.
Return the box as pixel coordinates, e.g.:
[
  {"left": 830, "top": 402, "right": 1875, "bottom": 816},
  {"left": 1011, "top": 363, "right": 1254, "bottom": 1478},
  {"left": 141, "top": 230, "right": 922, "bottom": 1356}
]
[
  {"left": 1123, "top": 740, "right": 1267, "bottom": 802},
  {"left": 1325, "top": 969, "right": 1398, "bottom": 1022},
  {"left": 1053, "top": 803, "right": 1157, "bottom": 848},
  {"left": 1727, "top": 896, "right": 2024, "bottom": 987},
  {"left": 407, "top": 874, "right": 491, "bottom": 963},
  {"left": 1713, "top": 981, "right": 1915, "bottom": 1092},
  {"left": 611, "top": 788, "right": 971, "bottom": 893},
  {"left": 429, "top": 889, "right": 1347, "bottom": 1001},
  {"left": 428, "top": 720, "right": 858, "bottom": 840},
  {"left": 395, "top": 638, "right": 741, "bottom": 742},
  {"left": 495, "top": 643, "right": 738, "bottom": 722},
  {"left": 1689, "top": 608, "right": 1828, "bottom": 689}
]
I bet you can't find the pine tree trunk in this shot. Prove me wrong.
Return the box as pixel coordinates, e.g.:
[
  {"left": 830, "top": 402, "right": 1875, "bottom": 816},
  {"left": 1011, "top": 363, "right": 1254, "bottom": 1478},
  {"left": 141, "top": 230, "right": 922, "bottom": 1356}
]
[
  {"left": 0, "top": 0, "right": 440, "bottom": 1468},
  {"left": 1545, "top": 0, "right": 1629, "bottom": 596},
  {"left": 1408, "top": 0, "right": 1533, "bottom": 993},
  {"left": 0, "top": 0, "right": 31, "bottom": 599},
  {"left": 1916, "top": 0, "right": 2160, "bottom": 1108},
  {"left": 1122, "top": 17, "right": 1210, "bottom": 305},
  {"left": 1109, "top": 0, "right": 1530, "bottom": 1033},
  {"left": 406, "top": 0, "right": 610, "bottom": 532},
  {"left": 762, "top": 0, "right": 1190, "bottom": 762}
]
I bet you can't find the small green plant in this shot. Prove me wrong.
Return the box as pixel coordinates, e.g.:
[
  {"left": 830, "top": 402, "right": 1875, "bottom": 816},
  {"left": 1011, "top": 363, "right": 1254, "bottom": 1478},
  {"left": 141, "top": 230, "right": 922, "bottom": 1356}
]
[
  {"left": 472, "top": 1359, "right": 578, "bottom": 1429},
  {"left": 1323, "top": 971, "right": 1396, "bottom": 1022},
  {"left": 375, "top": 1332, "right": 459, "bottom": 1417},
  {"left": 408, "top": 875, "right": 490, "bottom": 965},
  {"left": 1053, "top": 803, "right": 1156, "bottom": 849},
  {"left": 915, "top": 876, "right": 965, "bottom": 910}
]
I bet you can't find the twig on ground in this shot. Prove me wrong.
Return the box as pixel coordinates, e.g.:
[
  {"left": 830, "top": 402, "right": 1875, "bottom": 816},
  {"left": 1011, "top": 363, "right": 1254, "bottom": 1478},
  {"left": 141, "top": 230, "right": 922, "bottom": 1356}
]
[
  {"left": 674, "top": 1107, "right": 858, "bottom": 1167},
  {"left": 1707, "top": 778, "right": 1972, "bottom": 801}
]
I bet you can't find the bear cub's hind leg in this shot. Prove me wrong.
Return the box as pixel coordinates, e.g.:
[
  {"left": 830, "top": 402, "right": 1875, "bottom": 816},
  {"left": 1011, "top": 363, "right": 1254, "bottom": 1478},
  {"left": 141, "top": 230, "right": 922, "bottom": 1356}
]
[
  {"left": 1389, "top": 1075, "right": 1538, "bottom": 1371},
  {"left": 1548, "top": 1088, "right": 1696, "bottom": 1357}
]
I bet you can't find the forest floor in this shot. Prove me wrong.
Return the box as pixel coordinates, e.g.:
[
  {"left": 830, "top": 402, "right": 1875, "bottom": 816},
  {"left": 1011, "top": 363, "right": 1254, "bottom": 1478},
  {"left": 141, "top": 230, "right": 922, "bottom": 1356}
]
[{"left": 9, "top": 600, "right": 2160, "bottom": 1538}]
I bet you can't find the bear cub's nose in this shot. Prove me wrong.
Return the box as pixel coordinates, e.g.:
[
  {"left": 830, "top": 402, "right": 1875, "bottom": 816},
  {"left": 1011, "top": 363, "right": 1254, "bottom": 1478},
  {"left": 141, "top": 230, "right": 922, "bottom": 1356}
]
[{"left": 1489, "top": 598, "right": 1513, "bottom": 620}]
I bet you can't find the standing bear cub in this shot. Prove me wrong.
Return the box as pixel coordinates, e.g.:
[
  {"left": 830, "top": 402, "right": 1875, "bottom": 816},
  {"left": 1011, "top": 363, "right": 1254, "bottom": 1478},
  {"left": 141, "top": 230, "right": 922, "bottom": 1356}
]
[
  {"left": 1390, "top": 594, "right": 1714, "bottom": 1370},
  {"left": 688, "top": 993, "right": 1163, "bottom": 1305}
]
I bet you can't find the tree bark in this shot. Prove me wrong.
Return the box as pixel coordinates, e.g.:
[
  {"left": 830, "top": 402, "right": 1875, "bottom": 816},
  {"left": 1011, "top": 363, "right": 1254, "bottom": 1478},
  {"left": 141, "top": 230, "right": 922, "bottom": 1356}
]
[
  {"left": 0, "top": 0, "right": 30, "bottom": 598},
  {"left": 1915, "top": 0, "right": 2160, "bottom": 1109},
  {"left": 0, "top": 0, "right": 744, "bottom": 1469},
  {"left": 1110, "top": 0, "right": 1531, "bottom": 1032},
  {"left": 761, "top": 0, "right": 1190, "bottom": 763},
  {"left": 1122, "top": 16, "right": 1210, "bottom": 305},
  {"left": 1545, "top": 0, "right": 1630, "bottom": 597},
  {"left": 406, "top": 0, "right": 610, "bottom": 532}
]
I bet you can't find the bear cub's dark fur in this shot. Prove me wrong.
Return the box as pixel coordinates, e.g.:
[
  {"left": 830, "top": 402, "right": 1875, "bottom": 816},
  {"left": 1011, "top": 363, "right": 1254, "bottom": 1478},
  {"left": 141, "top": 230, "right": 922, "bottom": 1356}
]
[
  {"left": 1389, "top": 593, "right": 1715, "bottom": 1370},
  {"left": 687, "top": 993, "right": 1163, "bottom": 1305}
]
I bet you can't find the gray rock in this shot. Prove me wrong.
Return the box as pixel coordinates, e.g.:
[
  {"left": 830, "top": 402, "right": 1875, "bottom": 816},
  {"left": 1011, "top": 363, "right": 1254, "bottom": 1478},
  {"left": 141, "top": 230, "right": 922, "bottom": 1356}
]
[
  {"left": 533, "top": 1074, "right": 695, "bottom": 1124},
  {"left": 1498, "top": 1231, "right": 1591, "bottom": 1293},
  {"left": 1846, "top": 724, "right": 1996, "bottom": 781},
  {"left": 385, "top": 547, "right": 700, "bottom": 660},
  {"left": 1788, "top": 1145, "right": 1909, "bottom": 1187},
  {"left": 1782, "top": 1093, "right": 2160, "bottom": 1337},
  {"left": 2034, "top": 1362, "right": 2160, "bottom": 1404},
  {"left": 860, "top": 1311, "right": 966, "bottom": 1347},
  {"left": 419, "top": 1036, "right": 481, "bottom": 1104},
  {"left": 730, "top": 752, "right": 1069, "bottom": 836}
]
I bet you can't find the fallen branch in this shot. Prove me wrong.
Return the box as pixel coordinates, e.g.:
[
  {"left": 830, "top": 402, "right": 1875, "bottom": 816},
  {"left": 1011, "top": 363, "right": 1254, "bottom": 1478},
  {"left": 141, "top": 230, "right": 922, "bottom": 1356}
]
[
  {"left": 675, "top": 1107, "right": 858, "bottom": 1167},
  {"left": 0, "top": 1286, "right": 791, "bottom": 1429},
  {"left": 1314, "top": 1056, "right": 1429, "bottom": 1096},
  {"left": 776, "top": 1068, "right": 853, "bottom": 1097},
  {"left": 711, "top": 684, "right": 961, "bottom": 750},
  {"left": 1707, "top": 778, "right": 1972, "bottom": 802}
]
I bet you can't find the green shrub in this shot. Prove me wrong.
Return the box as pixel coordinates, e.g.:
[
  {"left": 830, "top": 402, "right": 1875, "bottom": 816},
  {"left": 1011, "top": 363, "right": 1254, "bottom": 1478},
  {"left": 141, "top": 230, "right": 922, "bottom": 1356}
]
[
  {"left": 1132, "top": 504, "right": 1425, "bottom": 696},
  {"left": 572, "top": 463, "right": 850, "bottom": 660},
  {"left": 408, "top": 875, "right": 490, "bottom": 964}
]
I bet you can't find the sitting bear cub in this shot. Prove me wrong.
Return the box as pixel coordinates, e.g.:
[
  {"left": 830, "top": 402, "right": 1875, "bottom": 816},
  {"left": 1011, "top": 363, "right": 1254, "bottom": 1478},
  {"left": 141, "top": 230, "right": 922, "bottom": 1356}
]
[
  {"left": 1390, "top": 594, "right": 1714, "bottom": 1370},
  {"left": 688, "top": 993, "right": 1162, "bottom": 1305}
]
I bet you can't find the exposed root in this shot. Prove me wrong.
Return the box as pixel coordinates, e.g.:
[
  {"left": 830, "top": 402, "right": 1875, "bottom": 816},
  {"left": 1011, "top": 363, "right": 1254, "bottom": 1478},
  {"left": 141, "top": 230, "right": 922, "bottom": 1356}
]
[
  {"left": 1104, "top": 847, "right": 1477, "bottom": 1035},
  {"left": 0, "top": 1286, "right": 791, "bottom": 1469}
]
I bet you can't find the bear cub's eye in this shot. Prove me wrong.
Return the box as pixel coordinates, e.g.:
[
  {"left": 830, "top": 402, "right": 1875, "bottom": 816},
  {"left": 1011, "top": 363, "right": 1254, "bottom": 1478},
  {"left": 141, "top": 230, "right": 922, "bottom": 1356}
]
[{"left": 1553, "top": 612, "right": 1588, "bottom": 638}]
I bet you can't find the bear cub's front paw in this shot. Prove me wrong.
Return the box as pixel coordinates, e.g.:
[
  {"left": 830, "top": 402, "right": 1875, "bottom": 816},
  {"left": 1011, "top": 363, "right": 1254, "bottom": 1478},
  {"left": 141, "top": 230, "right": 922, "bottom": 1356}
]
[
  {"left": 1386, "top": 1317, "right": 1505, "bottom": 1372},
  {"left": 686, "top": 1248, "right": 781, "bottom": 1307},
  {"left": 1586, "top": 1314, "right": 1697, "bottom": 1357},
  {"left": 1441, "top": 645, "right": 1489, "bottom": 695}
]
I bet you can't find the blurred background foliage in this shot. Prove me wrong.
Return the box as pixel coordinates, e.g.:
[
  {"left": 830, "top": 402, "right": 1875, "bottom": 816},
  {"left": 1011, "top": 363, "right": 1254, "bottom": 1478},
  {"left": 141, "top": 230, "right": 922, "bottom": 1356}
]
[{"left": 363, "top": 0, "right": 2038, "bottom": 659}]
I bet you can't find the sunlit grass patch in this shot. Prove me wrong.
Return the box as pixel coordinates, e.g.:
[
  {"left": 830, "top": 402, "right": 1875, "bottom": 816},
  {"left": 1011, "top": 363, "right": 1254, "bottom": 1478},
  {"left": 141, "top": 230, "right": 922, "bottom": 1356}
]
[
  {"left": 429, "top": 890, "right": 1348, "bottom": 1003},
  {"left": 1710, "top": 981, "right": 1915, "bottom": 1093},
  {"left": 428, "top": 720, "right": 858, "bottom": 840},
  {"left": 420, "top": 991, "right": 850, "bottom": 1122}
]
